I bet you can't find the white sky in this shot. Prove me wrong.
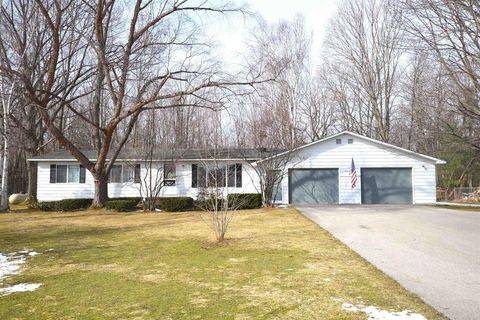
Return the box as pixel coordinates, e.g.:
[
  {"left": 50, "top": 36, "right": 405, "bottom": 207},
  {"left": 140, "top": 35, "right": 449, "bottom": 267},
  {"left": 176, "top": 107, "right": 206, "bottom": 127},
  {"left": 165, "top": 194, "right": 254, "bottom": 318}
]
[{"left": 210, "top": 0, "right": 339, "bottom": 67}]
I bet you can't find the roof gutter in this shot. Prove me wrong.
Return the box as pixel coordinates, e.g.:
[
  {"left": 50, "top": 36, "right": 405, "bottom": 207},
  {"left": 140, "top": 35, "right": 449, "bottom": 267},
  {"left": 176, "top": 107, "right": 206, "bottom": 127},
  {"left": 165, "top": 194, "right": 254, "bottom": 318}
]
[{"left": 27, "top": 158, "right": 261, "bottom": 162}]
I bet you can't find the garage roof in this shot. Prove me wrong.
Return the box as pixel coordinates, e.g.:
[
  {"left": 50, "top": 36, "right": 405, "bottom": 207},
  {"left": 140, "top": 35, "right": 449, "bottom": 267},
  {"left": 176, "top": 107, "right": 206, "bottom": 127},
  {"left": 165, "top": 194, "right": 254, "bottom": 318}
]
[{"left": 255, "top": 131, "right": 446, "bottom": 165}]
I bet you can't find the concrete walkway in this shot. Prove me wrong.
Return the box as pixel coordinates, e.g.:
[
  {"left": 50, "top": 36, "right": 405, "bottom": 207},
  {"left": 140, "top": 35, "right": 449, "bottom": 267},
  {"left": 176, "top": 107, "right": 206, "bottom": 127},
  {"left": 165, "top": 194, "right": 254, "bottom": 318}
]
[{"left": 297, "top": 205, "right": 480, "bottom": 320}]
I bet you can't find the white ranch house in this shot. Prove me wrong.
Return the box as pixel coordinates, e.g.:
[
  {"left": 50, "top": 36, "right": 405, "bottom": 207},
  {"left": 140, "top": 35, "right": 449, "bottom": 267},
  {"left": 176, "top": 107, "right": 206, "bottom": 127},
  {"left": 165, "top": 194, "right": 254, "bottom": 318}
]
[{"left": 29, "top": 131, "right": 446, "bottom": 205}]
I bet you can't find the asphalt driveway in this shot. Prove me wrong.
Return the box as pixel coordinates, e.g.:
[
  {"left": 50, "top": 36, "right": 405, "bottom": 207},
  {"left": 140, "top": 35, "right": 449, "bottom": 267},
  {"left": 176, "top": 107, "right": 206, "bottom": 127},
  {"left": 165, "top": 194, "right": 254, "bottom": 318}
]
[{"left": 297, "top": 205, "right": 480, "bottom": 320}]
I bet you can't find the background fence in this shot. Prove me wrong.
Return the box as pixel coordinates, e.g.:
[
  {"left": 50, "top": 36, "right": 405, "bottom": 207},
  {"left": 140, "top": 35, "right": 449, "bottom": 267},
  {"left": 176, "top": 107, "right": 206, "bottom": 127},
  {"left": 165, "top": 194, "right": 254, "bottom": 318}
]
[
  {"left": 436, "top": 187, "right": 480, "bottom": 201},
  {"left": 453, "top": 187, "right": 479, "bottom": 200}
]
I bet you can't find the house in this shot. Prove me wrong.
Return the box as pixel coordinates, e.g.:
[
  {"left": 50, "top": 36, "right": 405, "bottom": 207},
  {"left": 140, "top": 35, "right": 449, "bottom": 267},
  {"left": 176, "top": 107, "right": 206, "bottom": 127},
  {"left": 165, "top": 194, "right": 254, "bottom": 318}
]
[{"left": 28, "top": 131, "right": 446, "bottom": 205}]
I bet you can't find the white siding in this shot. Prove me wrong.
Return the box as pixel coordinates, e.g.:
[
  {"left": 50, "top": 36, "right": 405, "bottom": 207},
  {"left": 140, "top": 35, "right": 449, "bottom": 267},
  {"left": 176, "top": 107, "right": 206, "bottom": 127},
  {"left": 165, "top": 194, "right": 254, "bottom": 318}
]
[
  {"left": 37, "top": 162, "right": 143, "bottom": 201},
  {"left": 37, "top": 160, "right": 260, "bottom": 201},
  {"left": 279, "top": 133, "right": 438, "bottom": 204},
  {"left": 36, "top": 133, "right": 439, "bottom": 204}
]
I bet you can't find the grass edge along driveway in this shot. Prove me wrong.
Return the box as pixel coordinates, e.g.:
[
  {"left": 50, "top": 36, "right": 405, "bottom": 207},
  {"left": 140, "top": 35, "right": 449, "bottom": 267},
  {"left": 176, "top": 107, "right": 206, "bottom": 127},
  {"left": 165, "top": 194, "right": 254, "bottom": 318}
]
[{"left": 0, "top": 207, "right": 446, "bottom": 319}]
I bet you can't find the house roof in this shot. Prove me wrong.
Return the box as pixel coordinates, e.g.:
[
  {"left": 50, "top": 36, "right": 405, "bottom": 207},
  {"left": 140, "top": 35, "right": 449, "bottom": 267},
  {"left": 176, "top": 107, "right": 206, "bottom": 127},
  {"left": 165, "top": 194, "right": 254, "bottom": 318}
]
[
  {"left": 28, "top": 131, "right": 446, "bottom": 165},
  {"left": 28, "top": 147, "right": 281, "bottom": 162},
  {"left": 254, "top": 131, "right": 446, "bottom": 165}
]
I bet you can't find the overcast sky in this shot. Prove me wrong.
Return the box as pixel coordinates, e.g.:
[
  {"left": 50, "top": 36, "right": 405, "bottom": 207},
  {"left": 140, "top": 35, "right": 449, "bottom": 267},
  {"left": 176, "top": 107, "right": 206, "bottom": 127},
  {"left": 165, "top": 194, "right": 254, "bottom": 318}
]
[{"left": 210, "top": 0, "right": 339, "bottom": 67}]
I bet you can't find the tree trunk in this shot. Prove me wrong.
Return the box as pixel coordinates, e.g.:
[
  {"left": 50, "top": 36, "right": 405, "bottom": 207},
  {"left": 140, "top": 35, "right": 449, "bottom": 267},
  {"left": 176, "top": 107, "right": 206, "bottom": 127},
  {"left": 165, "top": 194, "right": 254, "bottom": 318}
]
[
  {"left": 26, "top": 160, "right": 37, "bottom": 202},
  {"left": 92, "top": 174, "right": 108, "bottom": 208},
  {"left": 0, "top": 105, "right": 9, "bottom": 211}
]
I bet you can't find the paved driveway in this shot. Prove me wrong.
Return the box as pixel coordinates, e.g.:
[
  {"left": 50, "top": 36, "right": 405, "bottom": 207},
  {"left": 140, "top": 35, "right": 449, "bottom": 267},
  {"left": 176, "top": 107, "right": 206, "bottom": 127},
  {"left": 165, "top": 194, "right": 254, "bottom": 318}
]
[{"left": 297, "top": 205, "right": 480, "bottom": 320}]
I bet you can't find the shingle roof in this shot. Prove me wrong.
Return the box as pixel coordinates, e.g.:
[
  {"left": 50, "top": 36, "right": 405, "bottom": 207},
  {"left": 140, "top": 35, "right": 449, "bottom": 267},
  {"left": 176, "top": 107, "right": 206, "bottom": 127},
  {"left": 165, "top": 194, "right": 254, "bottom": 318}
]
[
  {"left": 254, "top": 131, "right": 446, "bottom": 165},
  {"left": 28, "top": 148, "right": 282, "bottom": 162}
]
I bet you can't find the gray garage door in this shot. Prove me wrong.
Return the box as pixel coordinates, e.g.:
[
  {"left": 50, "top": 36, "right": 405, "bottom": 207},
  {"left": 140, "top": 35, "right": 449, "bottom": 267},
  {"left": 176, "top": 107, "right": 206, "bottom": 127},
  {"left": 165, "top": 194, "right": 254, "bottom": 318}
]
[
  {"left": 361, "top": 168, "right": 413, "bottom": 204},
  {"left": 289, "top": 169, "right": 339, "bottom": 205}
]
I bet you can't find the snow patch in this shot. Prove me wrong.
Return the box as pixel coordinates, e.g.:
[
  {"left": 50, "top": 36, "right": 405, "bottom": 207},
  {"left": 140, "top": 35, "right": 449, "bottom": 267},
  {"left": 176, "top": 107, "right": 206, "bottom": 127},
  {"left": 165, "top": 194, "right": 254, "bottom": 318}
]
[
  {"left": 342, "top": 303, "right": 427, "bottom": 320},
  {"left": 0, "top": 253, "right": 25, "bottom": 280},
  {"left": 0, "top": 249, "right": 42, "bottom": 295},
  {"left": 0, "top": 283, "right": 42, "bottom": 295}
]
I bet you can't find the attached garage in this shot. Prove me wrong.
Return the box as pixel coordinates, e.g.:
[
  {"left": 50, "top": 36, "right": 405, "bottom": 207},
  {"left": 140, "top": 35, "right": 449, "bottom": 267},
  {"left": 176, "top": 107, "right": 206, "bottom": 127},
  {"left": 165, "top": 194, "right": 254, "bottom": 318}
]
[
  {"left": 289, "top": 169, "right": 339, "bottom": 205},
  {"left": 361, "top": 168, "right": 413, "bottom": 204},
  {"left": 256, "top": 131, "right": 445, "bottom": 205}
]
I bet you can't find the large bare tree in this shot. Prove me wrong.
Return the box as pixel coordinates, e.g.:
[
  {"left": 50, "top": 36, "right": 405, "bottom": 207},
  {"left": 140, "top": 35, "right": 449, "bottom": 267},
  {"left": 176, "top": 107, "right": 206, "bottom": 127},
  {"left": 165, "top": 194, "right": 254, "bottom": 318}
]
[
  {"left": 323, "top": 0, "right": 406, "bottom": 142},
  {"left": 0, "top": 0, "right": 263, "bottom": 207},
  {"left": 245, "top": 15, "right": 312, "bottom": 149},
  {"left": 402, "top": 0, "right": 480, "bottom": 150}
]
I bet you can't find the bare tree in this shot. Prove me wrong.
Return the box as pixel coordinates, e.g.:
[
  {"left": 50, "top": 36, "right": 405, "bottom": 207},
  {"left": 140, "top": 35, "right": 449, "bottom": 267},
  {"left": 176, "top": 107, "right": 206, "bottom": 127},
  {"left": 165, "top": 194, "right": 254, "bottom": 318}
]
[
  {"left": 0, "top": 0, "right": 42, "bottom": 209},
  {"left": 323, "top": 0, "right": 406, "bottom": 142},
  {"left": 194, "top": 114, "right": 247, "bottom": 242},
  {"left": 402, "top": 0, "right": 480, "bottom": 150},
  {"left": 0, "top": 0, "right": 265, "bottom": 208},
  {"left": 132, "top": 109, "right": 187, "bottom": 211},
  {"left": 0, "top": 68, "right": 13, "bottom": 210},
  {"left": 245, "top": 15, "right": 312, "bottom": 149},
  {"left": 195, "top": 153, "right": 239, "bottom": 242},
  {"left": 299, "top": 77, "right": 335, "bottom": 142},
  {"left": 0, "top": 0, "right": 55, "bottom": 203},
  {"left": 248, "top": 150, "right": 291, "bottom": 207}
]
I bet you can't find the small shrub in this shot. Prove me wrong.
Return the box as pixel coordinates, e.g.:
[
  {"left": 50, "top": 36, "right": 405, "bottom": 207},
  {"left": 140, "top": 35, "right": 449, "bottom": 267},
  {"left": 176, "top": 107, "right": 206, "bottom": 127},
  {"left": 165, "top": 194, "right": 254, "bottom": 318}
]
[
  {"left": 56, "top": 198, "right": 92, "bottom": 211},
  {"left": 37, "top": 198, "right": 92, "bottom": 211},
  {"left": 227, "top": 193, "right": 262, "bottom": 209},
  {"left": 158, "top": 197, "right": 194, "bottom": 212},
  {"left": 105, "top": 199, "right": 139, "bottom": 212},
  {"left": 110, "top": 197, "right": 142, "bottom": 203},
  {"left": 37, "top": 201, "right": 57, "bottom": 211}
]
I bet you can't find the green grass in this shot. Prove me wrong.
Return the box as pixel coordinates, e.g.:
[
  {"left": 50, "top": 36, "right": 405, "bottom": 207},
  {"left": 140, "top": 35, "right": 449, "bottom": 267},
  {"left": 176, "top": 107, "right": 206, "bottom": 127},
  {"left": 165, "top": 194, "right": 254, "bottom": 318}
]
[{"left": 0, "top": 207, "right": 445, "bottom": 319}]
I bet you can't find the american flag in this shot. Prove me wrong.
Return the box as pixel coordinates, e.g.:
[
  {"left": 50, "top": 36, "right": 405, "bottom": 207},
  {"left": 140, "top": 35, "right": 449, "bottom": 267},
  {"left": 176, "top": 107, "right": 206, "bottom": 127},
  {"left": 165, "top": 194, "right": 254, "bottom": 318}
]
[{"left": 351, "top": 158, "right": 357, "bottom": 189}]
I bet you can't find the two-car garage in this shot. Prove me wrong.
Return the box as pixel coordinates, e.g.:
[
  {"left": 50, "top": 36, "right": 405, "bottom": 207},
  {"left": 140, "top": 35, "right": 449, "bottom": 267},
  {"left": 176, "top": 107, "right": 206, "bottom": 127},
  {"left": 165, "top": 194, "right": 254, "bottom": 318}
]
[
  {"left": 266, "top": 131, "right": 443, "bottom": 205},
  {"left": 288, "top": 167, "right": 413, "bottom": 205}
]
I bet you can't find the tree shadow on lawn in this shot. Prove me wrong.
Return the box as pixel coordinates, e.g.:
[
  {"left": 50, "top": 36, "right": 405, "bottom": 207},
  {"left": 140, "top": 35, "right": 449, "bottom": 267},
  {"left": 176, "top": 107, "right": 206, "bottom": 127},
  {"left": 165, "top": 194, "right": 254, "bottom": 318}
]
[{"left": 0, "top": 224, "right": 142, "bottom": 251}]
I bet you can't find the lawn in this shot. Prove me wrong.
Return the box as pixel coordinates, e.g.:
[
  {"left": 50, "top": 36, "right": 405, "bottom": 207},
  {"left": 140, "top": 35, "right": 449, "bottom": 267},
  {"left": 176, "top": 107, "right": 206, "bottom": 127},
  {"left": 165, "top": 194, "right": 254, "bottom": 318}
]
[{"left": 0, "top": 207, "right": 445, "bottom": 319}]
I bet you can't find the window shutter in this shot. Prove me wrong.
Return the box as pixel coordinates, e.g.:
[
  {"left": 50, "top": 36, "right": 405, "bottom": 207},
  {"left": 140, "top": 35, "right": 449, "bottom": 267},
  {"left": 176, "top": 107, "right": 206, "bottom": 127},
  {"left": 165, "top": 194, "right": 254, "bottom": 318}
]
[
  {"left": 79, "top": 165, "right": 86, "bottom": 183},
  {"left": 235, "top": 164, "right": 242, "bottom": 188},
  {"left": 192, "top": 164, "right": 197, "bottom": 187},
  {"left": 134, "top": 164, "right": 141, "bottom": 183},
  {"left": 50, "top": 164, "right": 56, "bottom": 183}
]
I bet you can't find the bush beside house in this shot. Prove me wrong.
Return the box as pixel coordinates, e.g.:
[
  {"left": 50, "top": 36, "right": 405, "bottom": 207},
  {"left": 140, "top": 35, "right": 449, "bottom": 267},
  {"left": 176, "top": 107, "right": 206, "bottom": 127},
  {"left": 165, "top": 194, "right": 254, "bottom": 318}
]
[
  {"left": 37, "top": 197, "right": 142, "bottom": 212},
  {"left": 36, "top": 194, "right": 262, "bottom": 212},
  {"left": 105, "top": 199, "right": 139, "bottom": 212},
  {"left": 38, "top": 198, "right": 92, "bottom": 211},
  {"left": 227, "top": 193, "right": 262, "bottom": 209},
  {"left": 158, "top": 197, "right": 194, "bottom": 212}
]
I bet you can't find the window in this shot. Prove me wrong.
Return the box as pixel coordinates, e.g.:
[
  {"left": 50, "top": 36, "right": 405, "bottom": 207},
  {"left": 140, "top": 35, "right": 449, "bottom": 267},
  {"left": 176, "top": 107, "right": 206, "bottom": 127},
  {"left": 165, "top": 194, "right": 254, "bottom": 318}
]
[
  {"left": 348, "top": 138, "right": 354, "bottom": 144},
  {"left": 67, "top": 165, "right": 79, "bottom": 183},
  {"left": 208, "top": 164, "right": 226, "bottom": 187},
  {"left": 235, "top": 164, "right": 242, "bottom": 188},
  {"left": 56, "top": 165, "right": 67, "bottom": 183},
  {"left": 110, "top": 165, "right": 122, "bottom": 183},
  {"left": 198, "top": 164, "right": 207, "bottom": 187},
  {"left": 164, "top": 163, "right": 176, "bottom": 186},
  {"left": 227, "top": 164, "right": 236, "bottom": 187},
  {"left": 109, "top": 164, "right": 141, "bottom": 183},
  {"left": 336, "top": 138, "right": 342, "bottom": 144},
  {"left": 192, "top": 163, "right": 242, "bottom": 188},
  {"left": 50, "top": 164, "right": 85, "bottom": 183},
  {"left": 122, "top": 166, "right": 135, "bottom": 183}
]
